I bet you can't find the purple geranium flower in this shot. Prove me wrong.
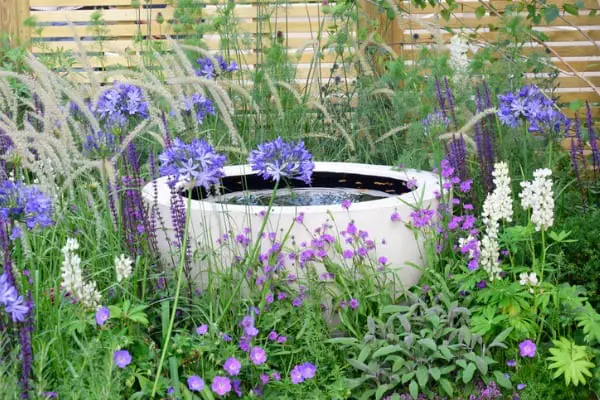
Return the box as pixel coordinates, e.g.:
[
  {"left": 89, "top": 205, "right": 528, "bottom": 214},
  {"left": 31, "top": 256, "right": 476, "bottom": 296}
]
[
  {"left": 211, "top": 376, "right": 232, "bottom": 396},
  {"left": 519, "top": 339, "right": 537, "bottom": 358},
  {"left": 196, "top": 324, "right": 209, "bottom": 335},
  {"left": 187, "top": 375, "right": 205, "bottom": 392},
  {"left": 249, "top": 347, "right": 267, "bottom": 365},
  {"left": 290, "top": 362, "right": 317, "bottom": 384},
  {"left": 223, "top": 357, "right": 241, "bottom": 376},
  {"left": 247, "top": 137, "right": 314, "bottom": 184},
  {"left": 95, "top": 307, "right": 110, "bottom": 326},
  {"left": 159, "top": 138, "right": 226, "bottom": 190},
  {"left": 113, "top": 350, "right": 132, "bottom": 368}
]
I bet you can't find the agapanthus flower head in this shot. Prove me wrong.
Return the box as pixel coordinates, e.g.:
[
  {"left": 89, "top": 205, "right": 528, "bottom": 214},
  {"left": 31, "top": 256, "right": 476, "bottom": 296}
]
[
  {"left": 421, "top": 110, "right": 451, "bottom": 136},
  {"left": 0, "top": 180, "right": 53, "bottom": 231},
  {"left": 83, "top": 131, "right": 118, "bottom": 159},
  {"left": 0, "top": 273, "right": 28, "bottom": 322},
  {"left": 159, "top": 138, "right": 226, "bottom": 190},
  {"left": 519, "top": 168, "right": 554, "bottom": 231},
  {"left": 95, "top": 82, "right": 149, "bottom": 129},
  {"left": 180, "top": 93, "right": 216, "bottom": 125},
  {"left": 247, "top": 137, "right": 314, "bottom": 185},
  {"left": 497, "top": 84, "right": 570, "bottom": 135},
  {"left": 196, "top": 55, "right": 238, "bottom": 79}
]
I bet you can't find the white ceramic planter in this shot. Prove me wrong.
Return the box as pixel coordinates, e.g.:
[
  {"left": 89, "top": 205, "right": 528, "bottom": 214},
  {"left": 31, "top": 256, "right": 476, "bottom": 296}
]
[{"left": 143, "top": 162, "right": 440, "bottom": 290}]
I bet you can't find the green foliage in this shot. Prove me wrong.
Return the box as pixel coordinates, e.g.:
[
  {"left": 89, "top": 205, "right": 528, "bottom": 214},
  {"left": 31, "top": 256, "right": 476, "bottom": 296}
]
[
  {"left": 548, "top": 337, "right": 595, "bottom": 387},
  {"left": 335, "top": 293, "right": 511, "bottom": 398}
]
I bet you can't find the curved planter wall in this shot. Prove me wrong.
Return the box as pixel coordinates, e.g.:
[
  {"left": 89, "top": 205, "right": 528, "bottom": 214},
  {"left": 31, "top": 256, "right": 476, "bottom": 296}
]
[{"left": 143, "top": 162, "right": 440, "bottom": 291}]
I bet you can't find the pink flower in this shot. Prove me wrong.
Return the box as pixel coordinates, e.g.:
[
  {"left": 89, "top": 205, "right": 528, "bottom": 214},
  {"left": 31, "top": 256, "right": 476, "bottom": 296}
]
[
  {"left": 348, "top": 298, "right": 359, "bottom": 310},
  {"left": 211, "top": 376, "right": 232, "bottom": 396},
  {"left": 519, "top": 339, "right": 537, "bottom": 358},
  {"left": 249, "top": 347, "right": 267, "bottom": 365},
  {"left": 196, "top": 324, "right": 208, "bottom": 335},
  {"left": 341, "top": 199, "right": 351, "bottom": 209},
  {"left": 223, "top": 357, "right": 241, "bottom": 376},
  {"left": 187, "top": 376, "right": 205, "bottom": 392},
  {"left": 342, "top": 249, "right": 354, "bottom": 259}
]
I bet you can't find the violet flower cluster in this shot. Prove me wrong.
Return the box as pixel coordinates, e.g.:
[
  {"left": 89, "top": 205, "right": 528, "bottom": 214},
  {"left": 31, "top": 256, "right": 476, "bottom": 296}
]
[
  {"left": 248, "top": 137, "right": 315, "bottom": 185},
  {"left": 159, "top": 138, "right": 226, "bottom": 190},
  {"left": 94, "top": 82, "right": 149, "bottom": 129},
  {"left": 181, "top": 93, "right": 216, "bottom": 125},
  {"left": 196, "top": 55, "right": 238, "bottom": 79},
  {"left": 83, "top": 131, "right": 118, "bottom": 159},
  {"left": 497, "top": 84, "right": 571, "bottom": 135},
  {"left": 421, "top": 110, "right": 451, "bottom": 136},
  {"left": 0, "top": 180, "right": 53, "bottom": 231},
  {"left": 0, "top": 272, "right": 29, "bottom": 322}
]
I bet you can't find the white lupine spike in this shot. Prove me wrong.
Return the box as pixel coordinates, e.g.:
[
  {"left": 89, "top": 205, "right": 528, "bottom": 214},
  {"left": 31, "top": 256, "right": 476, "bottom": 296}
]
[
  {"left": 114, "top": 254, "right": 134, "bottom": 282},
  {"left": 60, "top": 238, "right": 101, "bottom": 308},
  {"left": 519, "top": 168, "right": 554, "bottom": 231}
]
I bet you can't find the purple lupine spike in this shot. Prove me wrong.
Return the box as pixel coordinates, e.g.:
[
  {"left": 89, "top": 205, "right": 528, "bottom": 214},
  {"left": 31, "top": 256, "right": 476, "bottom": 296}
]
[
  {"left": 569, "top": 136, "right": 586, "bottom": 209},
  {"left": 586, "top": 101, "right": 599, "bottom": 179},
  {"left": 444, "top": 77, "right": 458, "bottom": 130},
  {"left": 435, "top": 78, "right": 447, "bottom": 119}
]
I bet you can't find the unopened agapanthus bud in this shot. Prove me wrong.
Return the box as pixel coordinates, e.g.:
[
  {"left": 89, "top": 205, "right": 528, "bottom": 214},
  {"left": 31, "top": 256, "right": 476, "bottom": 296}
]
[{"left": 156, "top": 12, "right": 164, "bottom": 24}]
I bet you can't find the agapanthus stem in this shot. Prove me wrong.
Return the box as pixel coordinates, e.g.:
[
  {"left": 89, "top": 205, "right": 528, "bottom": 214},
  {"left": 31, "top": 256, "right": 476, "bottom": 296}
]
[
  {"left": 151, "top": 191, "right": 193, "bottom": 397},
  {"left": 216, "top": 180, "right": 280, "bottom": 327}
]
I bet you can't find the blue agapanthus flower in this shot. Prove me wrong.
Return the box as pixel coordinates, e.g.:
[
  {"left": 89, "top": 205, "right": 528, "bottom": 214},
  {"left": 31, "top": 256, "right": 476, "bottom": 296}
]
[
  {"left": 182, "top": 94, "right": 216, "bottom": 125},
  {"left": 0, "top": 273, "right": 28, "bottom": 322},
  {"left": 159, "top": 138, "right": 226, "bottom": 190},
  {"left": 0, "top": 180, "right": 53, "bottom": 230},
  {"left": 248, "top": 137, "right": 315, "bottom": 184},
  {"left": 94, "top": 82, "right": 149, "bottom": 129},
  {"left": 83, "top": 131, "right": 118, "bottom": 159},
  {"left": 497, "top": 84, "right": 571, "bottom": 135},
  {"left": 421, "top": 110, "right": 451, "bottom": 136},
  {"left": 196, "top": 55, "right": 238, "bottom": 79}
]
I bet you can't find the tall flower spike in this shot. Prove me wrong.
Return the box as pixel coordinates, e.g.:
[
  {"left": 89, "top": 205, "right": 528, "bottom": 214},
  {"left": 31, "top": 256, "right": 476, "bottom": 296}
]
[
  {"left": 248, "top": 137, "right": 315, "bottom": 185},
  {"left": 519, "top": 168, "right": 554, "bottom": 231},
  {"left": 586, "top": 101, "right": 599, "bottom": 179}
]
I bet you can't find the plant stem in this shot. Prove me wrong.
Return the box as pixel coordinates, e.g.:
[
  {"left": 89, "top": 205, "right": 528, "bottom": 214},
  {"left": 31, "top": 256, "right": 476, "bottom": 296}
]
[
  {"left": 151, "top": 191, "right": 193, "bottom": 397},
  {"left": 216, "top": 180, "right": 279, "bottom": 327}
]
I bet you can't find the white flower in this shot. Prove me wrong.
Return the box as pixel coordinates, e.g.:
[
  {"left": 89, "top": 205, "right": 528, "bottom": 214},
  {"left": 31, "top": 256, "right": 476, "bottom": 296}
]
[
  {"left": 114, "top": 254, "right": 133, "bottom": 282},
  {"left": 480, "top": 232, "right": 502, "bottom": 280},
  {"left": 482, "top": 162, "right": 513, "bottom": 229},
  {"left": 449, "top": 34, "right": 469, "bottom": 85},
  {"left": 60, "top": 238, "right": 101, "bottom": 308},
  {"left": 519, "top": 272, "right": 539, "bottom": 293},
  {"left": 519, "top": 168, "right": 554, "bottom": 231}
]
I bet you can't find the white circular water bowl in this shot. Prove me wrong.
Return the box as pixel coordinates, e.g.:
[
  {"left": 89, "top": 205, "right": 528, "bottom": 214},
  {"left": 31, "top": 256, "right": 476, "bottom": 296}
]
[{"left": 143, "top": 162, "right": 440, "bottom": 291}]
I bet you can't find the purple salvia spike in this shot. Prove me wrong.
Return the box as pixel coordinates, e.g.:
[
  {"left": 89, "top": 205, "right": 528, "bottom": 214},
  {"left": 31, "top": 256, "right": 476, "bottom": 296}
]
[
  {"left": 444, "top": 77, "right": 458, "bottom": 130},
  {"left": 574, "top": 115, "right": 588, "bottom": 174},
  {"left": 569, "top": 136, "right": 586, "bottom": 208},
  {"left": 161, "top": 111, "right": 172, "bottom": 147},
  {"left": 483, "top": 80, "right": 493, "bottom": 109},
  {"left": 586, "top": 101, "right": 599, "bottom": 179},
  {"left": 0, "top": 223, "right": 15, "bottom": 286},
  {"left": 19, "top": 292, "right": 34, "bottom": 399},
  {"left": 435, "top": 78, "right": 447, "bottom": 119}
]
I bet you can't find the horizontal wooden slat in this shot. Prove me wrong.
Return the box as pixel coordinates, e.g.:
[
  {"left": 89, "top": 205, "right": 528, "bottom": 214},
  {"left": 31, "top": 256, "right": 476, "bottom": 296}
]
[{"left": 403, "top": 29, "right": 600, "bottom": 43}]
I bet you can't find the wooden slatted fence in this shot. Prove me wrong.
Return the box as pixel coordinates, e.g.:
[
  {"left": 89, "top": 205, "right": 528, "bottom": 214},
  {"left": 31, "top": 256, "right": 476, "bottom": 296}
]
[{"left": 1, "top": 0, "right": 600, "bottom": 110}]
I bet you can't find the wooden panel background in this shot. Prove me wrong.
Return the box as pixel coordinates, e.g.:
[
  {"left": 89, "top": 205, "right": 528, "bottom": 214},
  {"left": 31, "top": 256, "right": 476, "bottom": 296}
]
[{"left": 12, "top": 0, "right": 600, "bottom": 108}]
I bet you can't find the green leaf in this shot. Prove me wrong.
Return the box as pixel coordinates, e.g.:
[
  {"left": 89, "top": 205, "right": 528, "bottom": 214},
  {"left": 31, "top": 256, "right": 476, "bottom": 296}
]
[
  {"left": 563, "top": 3, "right": 579, "bottom": 15},
  {"left": 409, "top": 380, "right": 419, "bottom": 399},
  {"left": 402, "top": 371, "right": 415, "bottom": 384},
  {"left": 494, "top": 370, "right": 513, "bottom": 389},
  {"left": 544, "top": 5, "right": 560, "bottom": 23},
  {"left": 376, "top": 384, "right": 390, "bottom": 400},
  {"left": 347, "top": 359, "right": 376, "bottom": 374},
  {"left": 429, "top": 367, "right": 441, "bottom": 381},
  {"left": 490, "top": 327, "right": 513, "bottom": 349},
  {"left": 358, "top": 346, "right": 371, "bottom": 363},
  {"left": 416, "top": 366, "right": 429, "bottom": 388},
  {"left": 590, "top": 9, "right": 598, "bottom": 16},
  {"left": 440, "top": 8, "right": 451, "bottom": 21},
  {"left": 373, "top": 345, "right": 403, "bottom": 358},
  {"left": 439, "top": 378, "right": 454, "bottom": 396},
  {"left": 327, "top": 338, "right": 358, "bottom": 345},
  {"left": 393, "top": 357, "right": 406, "bottom": 372},
  {"left": 438, "top": 345, "right": 454, "bottom": 361},
  {"left": 418, "top": 338, "right": 437, "bottom": 352},
  {"left": 462, "top": 362, "right": 476, "bottom": 383},
  {"left": 475, "top": 5, "right": 486, "bottom": 19},
  {"left": 548, "top": 337, "right": 595, "bottom": 386},
  {"left": 381, "top": 305, "right": 410, "bottom": 314}
]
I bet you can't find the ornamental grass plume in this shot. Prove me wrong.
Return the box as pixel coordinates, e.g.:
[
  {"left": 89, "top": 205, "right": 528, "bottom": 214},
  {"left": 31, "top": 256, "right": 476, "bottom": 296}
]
[
  {"left": 247, "top": 137, "right": 314, "bottom": 185},
  {"left": 519, "top": 168, "right": 554, "bottom": 232}
]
